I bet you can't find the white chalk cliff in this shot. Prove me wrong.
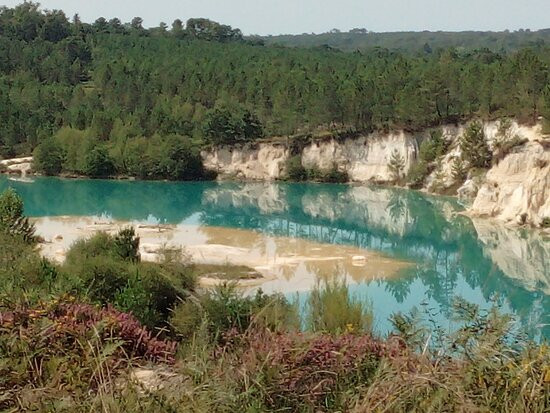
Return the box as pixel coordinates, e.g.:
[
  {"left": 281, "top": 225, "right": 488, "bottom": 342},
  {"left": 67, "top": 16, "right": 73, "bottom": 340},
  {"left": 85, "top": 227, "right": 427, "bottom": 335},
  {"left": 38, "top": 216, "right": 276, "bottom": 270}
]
[
  {"left": 203, "top": 120, "right": 550, "bottom": 228},
  {"left": 469, "top": 140, "right": 550, "bottom": 227},
  {"left": 203, "top": 131, "right": 418, "bottom": 183}
]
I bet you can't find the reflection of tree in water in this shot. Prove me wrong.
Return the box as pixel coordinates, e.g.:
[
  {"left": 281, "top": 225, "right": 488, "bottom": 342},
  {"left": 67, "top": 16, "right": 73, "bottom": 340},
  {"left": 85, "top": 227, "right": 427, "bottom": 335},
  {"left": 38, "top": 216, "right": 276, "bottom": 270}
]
[
  {"left": 383, "top": 269, "right": 416, "bottom": 303},
  {"left": 417, "top": 250, "right": 460, "bottom": 318},
  {"left": 387, "top": 191, "right": 405, "bottom": 221},
  {"left": 202, "top": 183, "right": 549, "bottom": 340}
]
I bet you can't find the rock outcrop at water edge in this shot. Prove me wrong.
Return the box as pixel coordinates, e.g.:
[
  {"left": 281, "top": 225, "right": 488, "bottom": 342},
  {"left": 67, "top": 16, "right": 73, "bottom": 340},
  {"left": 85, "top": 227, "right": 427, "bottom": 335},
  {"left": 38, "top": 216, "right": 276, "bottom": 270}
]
[{"left": 469, "top": 141, "right": 550, "bottom": 227}]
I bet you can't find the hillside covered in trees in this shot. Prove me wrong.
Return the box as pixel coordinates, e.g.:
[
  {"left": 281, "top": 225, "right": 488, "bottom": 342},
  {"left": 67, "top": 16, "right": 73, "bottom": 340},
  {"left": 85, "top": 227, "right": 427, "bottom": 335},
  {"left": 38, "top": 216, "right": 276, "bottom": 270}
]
[
  {"left": 1, "top": 2, "right": 550, "bottom": 180},
  {"left": 263, "top": 28, "right": 550, "bottom": 54}
]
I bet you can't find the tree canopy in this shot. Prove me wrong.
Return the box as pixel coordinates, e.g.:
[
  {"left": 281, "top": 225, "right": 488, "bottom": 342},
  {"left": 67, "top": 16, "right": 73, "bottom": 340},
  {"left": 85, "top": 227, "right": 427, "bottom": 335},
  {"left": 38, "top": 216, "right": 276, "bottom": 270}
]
[{"left": 1, "top": 3, "right": 550, "bottom": 179}]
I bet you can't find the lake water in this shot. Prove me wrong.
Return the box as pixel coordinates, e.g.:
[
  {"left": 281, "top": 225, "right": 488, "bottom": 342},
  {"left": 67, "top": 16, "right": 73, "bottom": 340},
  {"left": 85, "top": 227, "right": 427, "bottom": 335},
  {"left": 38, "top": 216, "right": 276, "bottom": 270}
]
[{"left": 1, "top": 177, "right": 548, "bottom": 340}]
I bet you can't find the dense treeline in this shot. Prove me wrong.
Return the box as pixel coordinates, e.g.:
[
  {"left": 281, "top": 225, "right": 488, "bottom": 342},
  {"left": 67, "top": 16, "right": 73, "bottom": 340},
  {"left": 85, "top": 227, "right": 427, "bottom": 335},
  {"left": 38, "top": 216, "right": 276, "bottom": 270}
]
[
  {"left": 263, "top": 29, "right": 550, "bottom": 53},
  {"left": 1, "top": 3, "right": 550, "bottom": 179}
]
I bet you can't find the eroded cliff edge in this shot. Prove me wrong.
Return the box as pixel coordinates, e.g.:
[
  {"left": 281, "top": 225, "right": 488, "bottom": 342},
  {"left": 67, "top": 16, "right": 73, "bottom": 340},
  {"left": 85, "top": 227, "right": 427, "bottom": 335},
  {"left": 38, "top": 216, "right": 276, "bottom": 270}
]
[
  {"left": 202, "top": 131, "right": 418, "bottom": 183},
  {"left": 202, "top": 120, "right": 550, "bottom": 228},
  {"left": 468, "top": 140, "right": 550, "bottom": 227}
]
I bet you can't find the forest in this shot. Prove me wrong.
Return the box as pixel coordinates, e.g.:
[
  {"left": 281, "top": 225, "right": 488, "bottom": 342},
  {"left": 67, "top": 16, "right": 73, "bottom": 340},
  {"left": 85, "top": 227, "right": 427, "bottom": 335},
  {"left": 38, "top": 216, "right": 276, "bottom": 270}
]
[
  {"left": 263, "top": 28, "right": 550, "bottom": 53},
  {"left": 1, "top": 2, "right": 550, "bottom": 180}
]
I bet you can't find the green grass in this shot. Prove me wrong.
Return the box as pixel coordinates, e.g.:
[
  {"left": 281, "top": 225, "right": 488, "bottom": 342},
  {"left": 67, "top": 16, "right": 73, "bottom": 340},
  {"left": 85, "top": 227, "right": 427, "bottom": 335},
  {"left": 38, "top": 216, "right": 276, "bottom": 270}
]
[{"left": 194, "top": 264, "right": 262, "bottom": 280}]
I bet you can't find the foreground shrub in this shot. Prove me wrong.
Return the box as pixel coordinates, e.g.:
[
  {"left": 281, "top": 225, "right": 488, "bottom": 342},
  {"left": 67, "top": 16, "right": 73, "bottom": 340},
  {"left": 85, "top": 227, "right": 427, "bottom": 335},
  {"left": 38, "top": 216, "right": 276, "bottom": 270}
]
[
  {"left": 113, "top": 227, "right": 141, "bottom": 262},
  {"left": 0, "top": 299, "right": 176, "bottom": 411},
  {"left": 218, "top": 328, "right": 403, "bottom": 411},
  {"left": 355, "top": 340, "right": 549, "bottom": 413},
  {"left": 307, "top": 279, "right": 373, "bottom": 334},
  {"left": 0, "top": 233, "right": 50, "bottom": 308},
  {"left": 0, "top": 188, "right": 36, "bottom": 244},
  {"left": 171, "top": 283, "right": 298, "bottom": 340},
  {"left": 64, "top": 230, "right": 195, "bottom": 328},
  {"left": 364, "top": 299, "right": 550, "bottom": 412}
]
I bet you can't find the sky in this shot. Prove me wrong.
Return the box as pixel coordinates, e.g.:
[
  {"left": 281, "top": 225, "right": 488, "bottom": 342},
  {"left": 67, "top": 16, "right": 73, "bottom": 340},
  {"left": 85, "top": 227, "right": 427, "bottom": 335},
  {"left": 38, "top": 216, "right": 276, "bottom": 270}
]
[{"left": 1, "top": 0, "right": 549, "bottom": 35}]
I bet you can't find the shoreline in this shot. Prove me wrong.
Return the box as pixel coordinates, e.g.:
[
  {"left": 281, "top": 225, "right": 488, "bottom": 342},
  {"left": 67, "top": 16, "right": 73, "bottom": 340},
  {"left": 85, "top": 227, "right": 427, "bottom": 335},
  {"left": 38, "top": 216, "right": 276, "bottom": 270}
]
[
  {"left": 4, "top": 171, "right": 547, "bottom": 231},
  {"left": 33, "top": 216, "right": 413, "bottom": 294},
  {"left": 2, "top": 155, "right": 547, "bottom": 231}
]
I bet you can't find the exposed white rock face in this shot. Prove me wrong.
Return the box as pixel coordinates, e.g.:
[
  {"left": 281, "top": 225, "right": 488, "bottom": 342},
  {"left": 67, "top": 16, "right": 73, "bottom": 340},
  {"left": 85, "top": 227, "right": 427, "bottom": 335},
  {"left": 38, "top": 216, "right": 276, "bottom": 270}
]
[
  {"left": 200, "top": 120, "right": 549, "bottom": 228},
  {"left": 301, "top": 132, "right": 418, "bottom": 182},
  {"left": 457, "top": 176, "right": 484, "bottom": 201},
  {"left": 470, "top": 141, "right": 550, "bottom": 227},
  {"left": 202, "top": 120, "right": 543, "bottom": 186},
  {"left": 0, "top": 156, "right": 33, "bottom": 177},
  {"left": 202, "top": 143, "right": 289, "bottom": 180},
  {"left": 203, "top": 132, "right": 418, "bottom": 183},
  {"left": 425, "top": 121, "right": 542, "bottom": 192}
]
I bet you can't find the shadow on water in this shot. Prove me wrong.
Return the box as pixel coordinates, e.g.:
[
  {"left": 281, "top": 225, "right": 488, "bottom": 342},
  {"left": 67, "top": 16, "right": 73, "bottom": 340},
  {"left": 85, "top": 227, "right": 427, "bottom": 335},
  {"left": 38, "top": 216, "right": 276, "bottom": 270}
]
[{"left": 1, "top": 177, "right": 548, "bottom": 340}]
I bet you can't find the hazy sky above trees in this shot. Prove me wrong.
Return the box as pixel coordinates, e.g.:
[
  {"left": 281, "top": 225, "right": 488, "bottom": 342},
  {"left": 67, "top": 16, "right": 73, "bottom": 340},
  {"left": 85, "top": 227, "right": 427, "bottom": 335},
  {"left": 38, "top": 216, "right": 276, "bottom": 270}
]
[{"left": 2, "top": 0, "right": 549, "bottom": 34}]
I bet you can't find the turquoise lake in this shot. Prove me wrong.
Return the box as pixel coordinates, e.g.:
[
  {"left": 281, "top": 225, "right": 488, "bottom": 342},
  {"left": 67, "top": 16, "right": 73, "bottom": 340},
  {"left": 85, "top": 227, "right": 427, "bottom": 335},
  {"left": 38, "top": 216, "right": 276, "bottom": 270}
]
[{"left": 1, "top": 176, "right": 548, "bottom": 340}]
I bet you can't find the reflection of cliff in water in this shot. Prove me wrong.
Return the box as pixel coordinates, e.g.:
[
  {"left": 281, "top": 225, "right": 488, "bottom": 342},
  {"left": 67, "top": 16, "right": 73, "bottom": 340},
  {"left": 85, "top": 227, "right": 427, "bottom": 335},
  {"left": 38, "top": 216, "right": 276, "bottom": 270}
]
[
  {"left": 472, "top": 219, "right": 550, "bottom": 294},
  {"left": 201, "top": 183, "right": 549, "bottom": 339},
  {"left": 1, "top": 177, "right": 548, "bottom": 339}
]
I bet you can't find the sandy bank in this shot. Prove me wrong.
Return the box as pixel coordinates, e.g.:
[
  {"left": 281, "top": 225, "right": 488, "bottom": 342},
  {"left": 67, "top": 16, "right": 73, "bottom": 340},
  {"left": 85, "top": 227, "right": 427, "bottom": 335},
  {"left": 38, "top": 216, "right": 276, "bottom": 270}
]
[{"left": 33, "top": 216, "right": 412, "bottom": 294}]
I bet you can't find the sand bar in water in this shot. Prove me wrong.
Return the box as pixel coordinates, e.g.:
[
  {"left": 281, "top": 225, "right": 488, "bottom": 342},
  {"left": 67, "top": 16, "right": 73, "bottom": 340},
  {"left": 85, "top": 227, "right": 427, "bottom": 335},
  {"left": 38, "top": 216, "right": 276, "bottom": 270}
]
[{"left": 34, "top": 216, "right": 413, "bottom": 294}]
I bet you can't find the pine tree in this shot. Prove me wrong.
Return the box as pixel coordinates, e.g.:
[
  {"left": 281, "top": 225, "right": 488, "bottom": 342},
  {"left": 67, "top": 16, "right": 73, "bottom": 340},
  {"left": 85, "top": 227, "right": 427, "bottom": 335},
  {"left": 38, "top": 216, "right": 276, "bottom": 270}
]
[
  {"left": 460, "top": 122, "right": 492, "bottom": 168},
  {"left": 0, "top": 188, "right": 36, "bottom": 244},
  {"left": 451, "top": 157, "right": 467, "bottom": 183}
]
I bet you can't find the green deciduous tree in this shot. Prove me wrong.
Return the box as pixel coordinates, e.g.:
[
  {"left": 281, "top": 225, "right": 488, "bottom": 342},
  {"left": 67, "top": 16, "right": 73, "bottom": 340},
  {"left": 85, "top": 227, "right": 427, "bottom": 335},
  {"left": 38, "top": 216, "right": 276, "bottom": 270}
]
[
  {"left": 83, "top": 145, "right": 115, "bottom": 178},
  {"left": 33, "top": 138, "right": 65, "bottom": 176}
]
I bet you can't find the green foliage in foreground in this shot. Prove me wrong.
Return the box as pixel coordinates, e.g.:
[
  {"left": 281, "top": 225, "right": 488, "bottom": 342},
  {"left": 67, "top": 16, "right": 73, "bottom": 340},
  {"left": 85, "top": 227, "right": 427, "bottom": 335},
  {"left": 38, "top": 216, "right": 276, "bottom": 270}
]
[
  {"left": 0, "top": 192, "right": 548, "bottom": 412},
  {"left": 0, "top": 187, "right": 36, "bottom": 243},
  {"left": 307, "top": 278, "right": 373, "bottom": 334}
]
